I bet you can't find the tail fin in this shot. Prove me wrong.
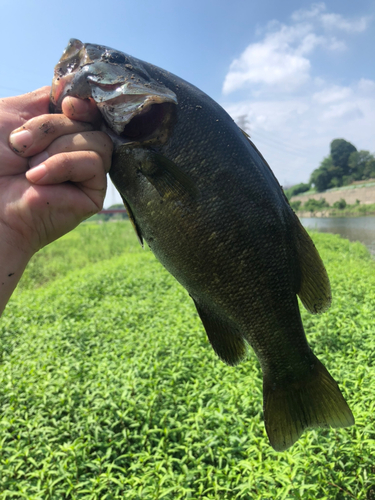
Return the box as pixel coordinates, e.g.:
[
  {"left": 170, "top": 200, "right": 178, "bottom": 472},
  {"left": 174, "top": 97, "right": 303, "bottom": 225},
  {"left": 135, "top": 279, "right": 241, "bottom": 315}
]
[{"left": 263, "top": 357, "right": 354, "bottom": 451}]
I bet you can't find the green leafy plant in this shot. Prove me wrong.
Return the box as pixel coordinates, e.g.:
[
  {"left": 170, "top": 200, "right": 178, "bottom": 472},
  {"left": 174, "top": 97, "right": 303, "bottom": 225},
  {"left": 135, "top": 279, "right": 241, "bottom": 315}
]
[{"left": 0, "top": 222, "right": 374, "bottom": 499}]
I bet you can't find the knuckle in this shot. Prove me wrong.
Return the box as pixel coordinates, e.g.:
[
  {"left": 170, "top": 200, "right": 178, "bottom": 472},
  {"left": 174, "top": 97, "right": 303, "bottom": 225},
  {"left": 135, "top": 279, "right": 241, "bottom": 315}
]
[
  {"left": 57, "top": 152, "right": 74, "bottom": 169},
  {"left": 38, "top": 119, "right": 56, "bottom": 137}
]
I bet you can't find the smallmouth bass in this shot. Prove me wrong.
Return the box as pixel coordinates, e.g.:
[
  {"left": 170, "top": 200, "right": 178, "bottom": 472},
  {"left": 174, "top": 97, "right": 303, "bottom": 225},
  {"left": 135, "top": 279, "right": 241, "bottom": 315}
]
[{"left": 50, "top": 39, "right": 354, "bottom": 451}]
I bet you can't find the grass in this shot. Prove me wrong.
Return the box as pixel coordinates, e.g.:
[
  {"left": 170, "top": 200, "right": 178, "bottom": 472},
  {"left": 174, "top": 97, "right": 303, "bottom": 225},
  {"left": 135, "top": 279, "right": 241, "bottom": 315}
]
[
  {"left": 16, "top": 222, "right": 143, "bottom": 292},
  {"left": 0, "top": 221, "right": 374, "bottom": 498}
]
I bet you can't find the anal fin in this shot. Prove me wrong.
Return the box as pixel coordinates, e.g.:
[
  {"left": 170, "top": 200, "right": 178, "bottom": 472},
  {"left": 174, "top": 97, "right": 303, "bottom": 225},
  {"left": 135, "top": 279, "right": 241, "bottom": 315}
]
[
  {"left": 263, "top": 356, "right": 354, "bottom": 451},
  {"left": 192, "top": 297, "right": 247, "bottom": 366}
]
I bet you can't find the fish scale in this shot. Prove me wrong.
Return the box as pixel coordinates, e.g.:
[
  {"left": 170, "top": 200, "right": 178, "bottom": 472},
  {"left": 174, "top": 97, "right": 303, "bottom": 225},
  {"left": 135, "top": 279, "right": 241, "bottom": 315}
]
[{"left": 50, "top": 39, "right": 354, "bottom": 451}]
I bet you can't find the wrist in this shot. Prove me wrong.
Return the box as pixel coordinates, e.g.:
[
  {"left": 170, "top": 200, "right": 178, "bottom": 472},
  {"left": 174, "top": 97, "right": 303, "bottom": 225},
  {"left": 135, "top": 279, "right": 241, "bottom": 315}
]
[{"left": 0, "top": 233, "right": 34, "bottom": 316}]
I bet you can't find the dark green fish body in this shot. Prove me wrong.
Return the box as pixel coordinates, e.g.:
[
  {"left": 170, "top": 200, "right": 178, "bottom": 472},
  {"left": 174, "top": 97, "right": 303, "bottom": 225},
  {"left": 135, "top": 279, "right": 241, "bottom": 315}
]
[{"left": 51, "top": 40, "right": 354, "bottom": 451}]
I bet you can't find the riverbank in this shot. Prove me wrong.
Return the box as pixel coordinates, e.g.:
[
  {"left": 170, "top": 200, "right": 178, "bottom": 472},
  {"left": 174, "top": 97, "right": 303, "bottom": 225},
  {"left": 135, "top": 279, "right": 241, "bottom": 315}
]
[
  {"left": 296, "top": 204, "right": 375, "bottom": 218},
  {"left": 290, "top": 180, "right": 375, "bottom": 217},
  {"left": 290, "top": 180, "right": 375, "bottom": 207}
]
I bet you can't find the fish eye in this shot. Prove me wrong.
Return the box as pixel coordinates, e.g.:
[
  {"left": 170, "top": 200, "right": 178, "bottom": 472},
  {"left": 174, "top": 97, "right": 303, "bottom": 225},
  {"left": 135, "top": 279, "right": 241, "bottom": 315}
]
[{"left": 103, "top": 50, "right": 126, "bottom": 64}]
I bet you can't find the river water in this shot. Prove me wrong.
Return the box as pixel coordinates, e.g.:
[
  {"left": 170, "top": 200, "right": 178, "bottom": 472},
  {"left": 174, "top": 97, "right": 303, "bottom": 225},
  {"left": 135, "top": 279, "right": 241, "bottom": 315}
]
[{"left": 300, "top": 216, "right": 375, "bottom": 254}]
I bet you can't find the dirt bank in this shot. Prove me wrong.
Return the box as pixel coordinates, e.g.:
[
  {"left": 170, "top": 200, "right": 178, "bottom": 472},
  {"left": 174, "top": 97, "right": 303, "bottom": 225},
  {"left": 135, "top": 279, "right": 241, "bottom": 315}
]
[{"left": 290, "top": 182, "right": 375, "bottom": 206}]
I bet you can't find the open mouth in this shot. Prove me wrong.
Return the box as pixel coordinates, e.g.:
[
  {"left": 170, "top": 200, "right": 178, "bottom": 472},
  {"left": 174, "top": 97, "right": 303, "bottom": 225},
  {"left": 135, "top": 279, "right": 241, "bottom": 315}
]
[
  {"left": 121, "top": 102, "right": 175, "bottom": 140},
  {"left": 99, "top": 96, "right": 176, "bottom": 145}
]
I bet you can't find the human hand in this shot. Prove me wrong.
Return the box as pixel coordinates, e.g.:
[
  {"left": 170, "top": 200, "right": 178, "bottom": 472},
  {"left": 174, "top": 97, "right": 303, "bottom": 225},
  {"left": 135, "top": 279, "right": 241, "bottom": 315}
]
[{"left": 0, "top": 86, "right": 113, "bottom": 257}]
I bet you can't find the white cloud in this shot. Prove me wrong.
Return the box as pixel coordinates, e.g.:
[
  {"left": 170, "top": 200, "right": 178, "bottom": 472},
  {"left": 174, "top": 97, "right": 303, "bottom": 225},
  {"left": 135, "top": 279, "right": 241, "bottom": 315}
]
[
  {"left": 358, "top": 78, "right": 375, "bottom": 94},
  {"left": 291, "top": 3, "right": 326, "bottom": 22},
  {"left": 221, "top": 3, "right": 374, "bottom": 186},
  {"left": 313, "top": 85, "right": 352, "bottom": 103},
  {"left": 222, "top": 23, "right": 320, "bottom": 95},
  {"left": 291, "top": 3, "right": 371, "bottom": 33},
  {"left": 222, "top": 79, "right": 375, "bottom": 186},
  {"left": 222, "top": 42, "right": 311, "bottom": 94},
  {"left": 223, "top": 3, "right": 370, "bottom": 96},
  {"left": 321, "top": 102, "right": 364, "bottom": 121},
  {"left": 321, "top": 13, "right": 370, "bottom": 33}
]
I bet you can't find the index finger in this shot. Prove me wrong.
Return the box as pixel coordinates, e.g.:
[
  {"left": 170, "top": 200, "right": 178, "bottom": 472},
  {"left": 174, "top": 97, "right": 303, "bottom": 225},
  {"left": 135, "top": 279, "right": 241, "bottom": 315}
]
[
  {"left": 9, "top": 114, "right": 94, "bottom": 157},
  {"left": 61, "top": 96, "right": 102, "bottom": 126}
]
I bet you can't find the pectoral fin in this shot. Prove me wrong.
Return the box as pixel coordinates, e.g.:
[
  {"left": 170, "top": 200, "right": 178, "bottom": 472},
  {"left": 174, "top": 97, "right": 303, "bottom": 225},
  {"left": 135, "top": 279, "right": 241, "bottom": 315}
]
[
  {"left": 294, "top": 215, "right": 331, "bottom": 314},
  {"left": 139, "top": 150, "right": 198, "bottom": 199},
  {"left": 192, "top": 297, "right": 247, "bottom": 366},
  {"left": 121, "top": 196, "right": 143, "bottom": 247}
]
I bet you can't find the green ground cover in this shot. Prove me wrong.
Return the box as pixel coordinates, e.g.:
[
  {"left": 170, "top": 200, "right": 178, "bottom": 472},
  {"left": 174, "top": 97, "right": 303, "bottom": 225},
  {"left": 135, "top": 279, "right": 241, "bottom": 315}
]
[
  {"left": 292, "top": 199, "right": 375, "bottom": 217},
  {"left": 0, "top": 222, "right": 374, "bottom": 499}
]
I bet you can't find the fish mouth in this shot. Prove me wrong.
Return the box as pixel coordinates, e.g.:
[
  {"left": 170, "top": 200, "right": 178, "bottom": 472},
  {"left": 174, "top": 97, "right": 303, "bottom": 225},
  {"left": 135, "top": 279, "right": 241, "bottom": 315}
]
[
  {"left": 100, "top": 97, "right": 176, "bottom": 144},
  {"left": 50, "top": 39, "right": 178, "bottom": 146},
  {"left": 91, "top": 81, "right": 178, "bottom": 145}
]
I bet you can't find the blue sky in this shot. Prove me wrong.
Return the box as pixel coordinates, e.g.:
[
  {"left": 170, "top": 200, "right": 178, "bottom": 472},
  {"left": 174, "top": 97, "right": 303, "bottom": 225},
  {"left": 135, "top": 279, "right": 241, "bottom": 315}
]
[{"left": 1, "top": 0, "right": 374, "bottom": 206}]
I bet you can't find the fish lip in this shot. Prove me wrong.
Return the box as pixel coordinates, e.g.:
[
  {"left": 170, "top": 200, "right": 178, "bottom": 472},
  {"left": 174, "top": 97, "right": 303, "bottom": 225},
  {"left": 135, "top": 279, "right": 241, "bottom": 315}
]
[
  {"left": 87, "top": 74, "right": 178, "bottom": 104},
  {"left": 50, "top": 39, "right": 92, "bottom": 113},
  {"left": 59, "top": 38, "right": 84, "bottom": 63}
]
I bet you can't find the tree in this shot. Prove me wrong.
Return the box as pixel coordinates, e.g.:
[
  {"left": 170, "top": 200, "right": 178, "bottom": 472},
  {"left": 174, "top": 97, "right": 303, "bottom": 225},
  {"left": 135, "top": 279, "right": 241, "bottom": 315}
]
[
  {"left": 310, "top": 139, "right": 358, "bottom": 191},
  {"left": 284, "top": 182, "right": 311, "bottom": 199},
  {"left": 364, "top": 157, "right": 375, "bottom": 179},
  {"left": 348, "top": 150, "right": 375, "bottom": 181},
  {"left": 330, "top": 139, "right": 357, "bottom": 177},
  {"left": 310, "top": 156, "right": 334, "bottom": 192}
]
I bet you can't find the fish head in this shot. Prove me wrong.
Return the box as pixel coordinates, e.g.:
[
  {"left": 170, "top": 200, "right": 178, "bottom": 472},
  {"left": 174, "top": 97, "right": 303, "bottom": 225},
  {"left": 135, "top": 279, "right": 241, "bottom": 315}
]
[{"left": 50, "top": 39, "right": 178, "bottom": 146}]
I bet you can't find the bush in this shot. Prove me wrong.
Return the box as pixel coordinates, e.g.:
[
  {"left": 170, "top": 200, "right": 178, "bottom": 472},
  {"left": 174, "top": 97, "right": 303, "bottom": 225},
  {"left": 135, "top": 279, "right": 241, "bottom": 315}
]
[
  {"left": 303, "top": 198, "right": 329, "bottom": 212},
  {"left": 290, "top": 200, "right": 302, "bottom": 211},
  {"left": 333, "top": 198, "right": 347, "bottom": 210},
  {"left": 284, "top": 183, "right": 311, "bottom": 199}
]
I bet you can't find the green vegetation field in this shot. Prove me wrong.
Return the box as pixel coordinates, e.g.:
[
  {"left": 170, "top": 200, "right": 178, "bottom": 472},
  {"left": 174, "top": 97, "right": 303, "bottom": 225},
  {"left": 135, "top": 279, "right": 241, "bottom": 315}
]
[{"left": 0, "top": 221, "right": 374, "bottom": 499}]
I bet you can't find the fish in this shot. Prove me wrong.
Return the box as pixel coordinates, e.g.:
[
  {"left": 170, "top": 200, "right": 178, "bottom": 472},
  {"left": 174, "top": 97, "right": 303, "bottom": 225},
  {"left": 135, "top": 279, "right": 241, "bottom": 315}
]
[{"left": 50, "top": 39, "right": 354, "bottom": 451}]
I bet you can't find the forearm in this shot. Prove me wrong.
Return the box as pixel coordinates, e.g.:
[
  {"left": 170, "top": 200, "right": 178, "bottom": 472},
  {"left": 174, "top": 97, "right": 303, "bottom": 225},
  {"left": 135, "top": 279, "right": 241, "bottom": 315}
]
[{"left": 0, "top": 240, "right": 32, "bottom": 316}]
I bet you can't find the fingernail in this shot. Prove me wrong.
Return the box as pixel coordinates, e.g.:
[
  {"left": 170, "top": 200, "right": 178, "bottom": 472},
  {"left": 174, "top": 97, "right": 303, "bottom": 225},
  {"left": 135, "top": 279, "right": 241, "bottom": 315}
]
[
  {"left": 29, "top": 151, "right": 49, "bottom": 168},
  {"left": 9, "top": 129, "right": 33, "bottom": 153},
  {"left": 27, "top": 164, "right": 47, "bottom": 183}
]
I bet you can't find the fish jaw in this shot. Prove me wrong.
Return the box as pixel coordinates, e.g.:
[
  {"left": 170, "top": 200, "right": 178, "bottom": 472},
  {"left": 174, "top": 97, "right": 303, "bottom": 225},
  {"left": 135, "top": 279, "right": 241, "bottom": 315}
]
[
  {"left": 50, "top": 39, "right": 178, "bottom": 142},
  {"left": 50, "top": 39, "right": 93, "bottom": 111}
]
